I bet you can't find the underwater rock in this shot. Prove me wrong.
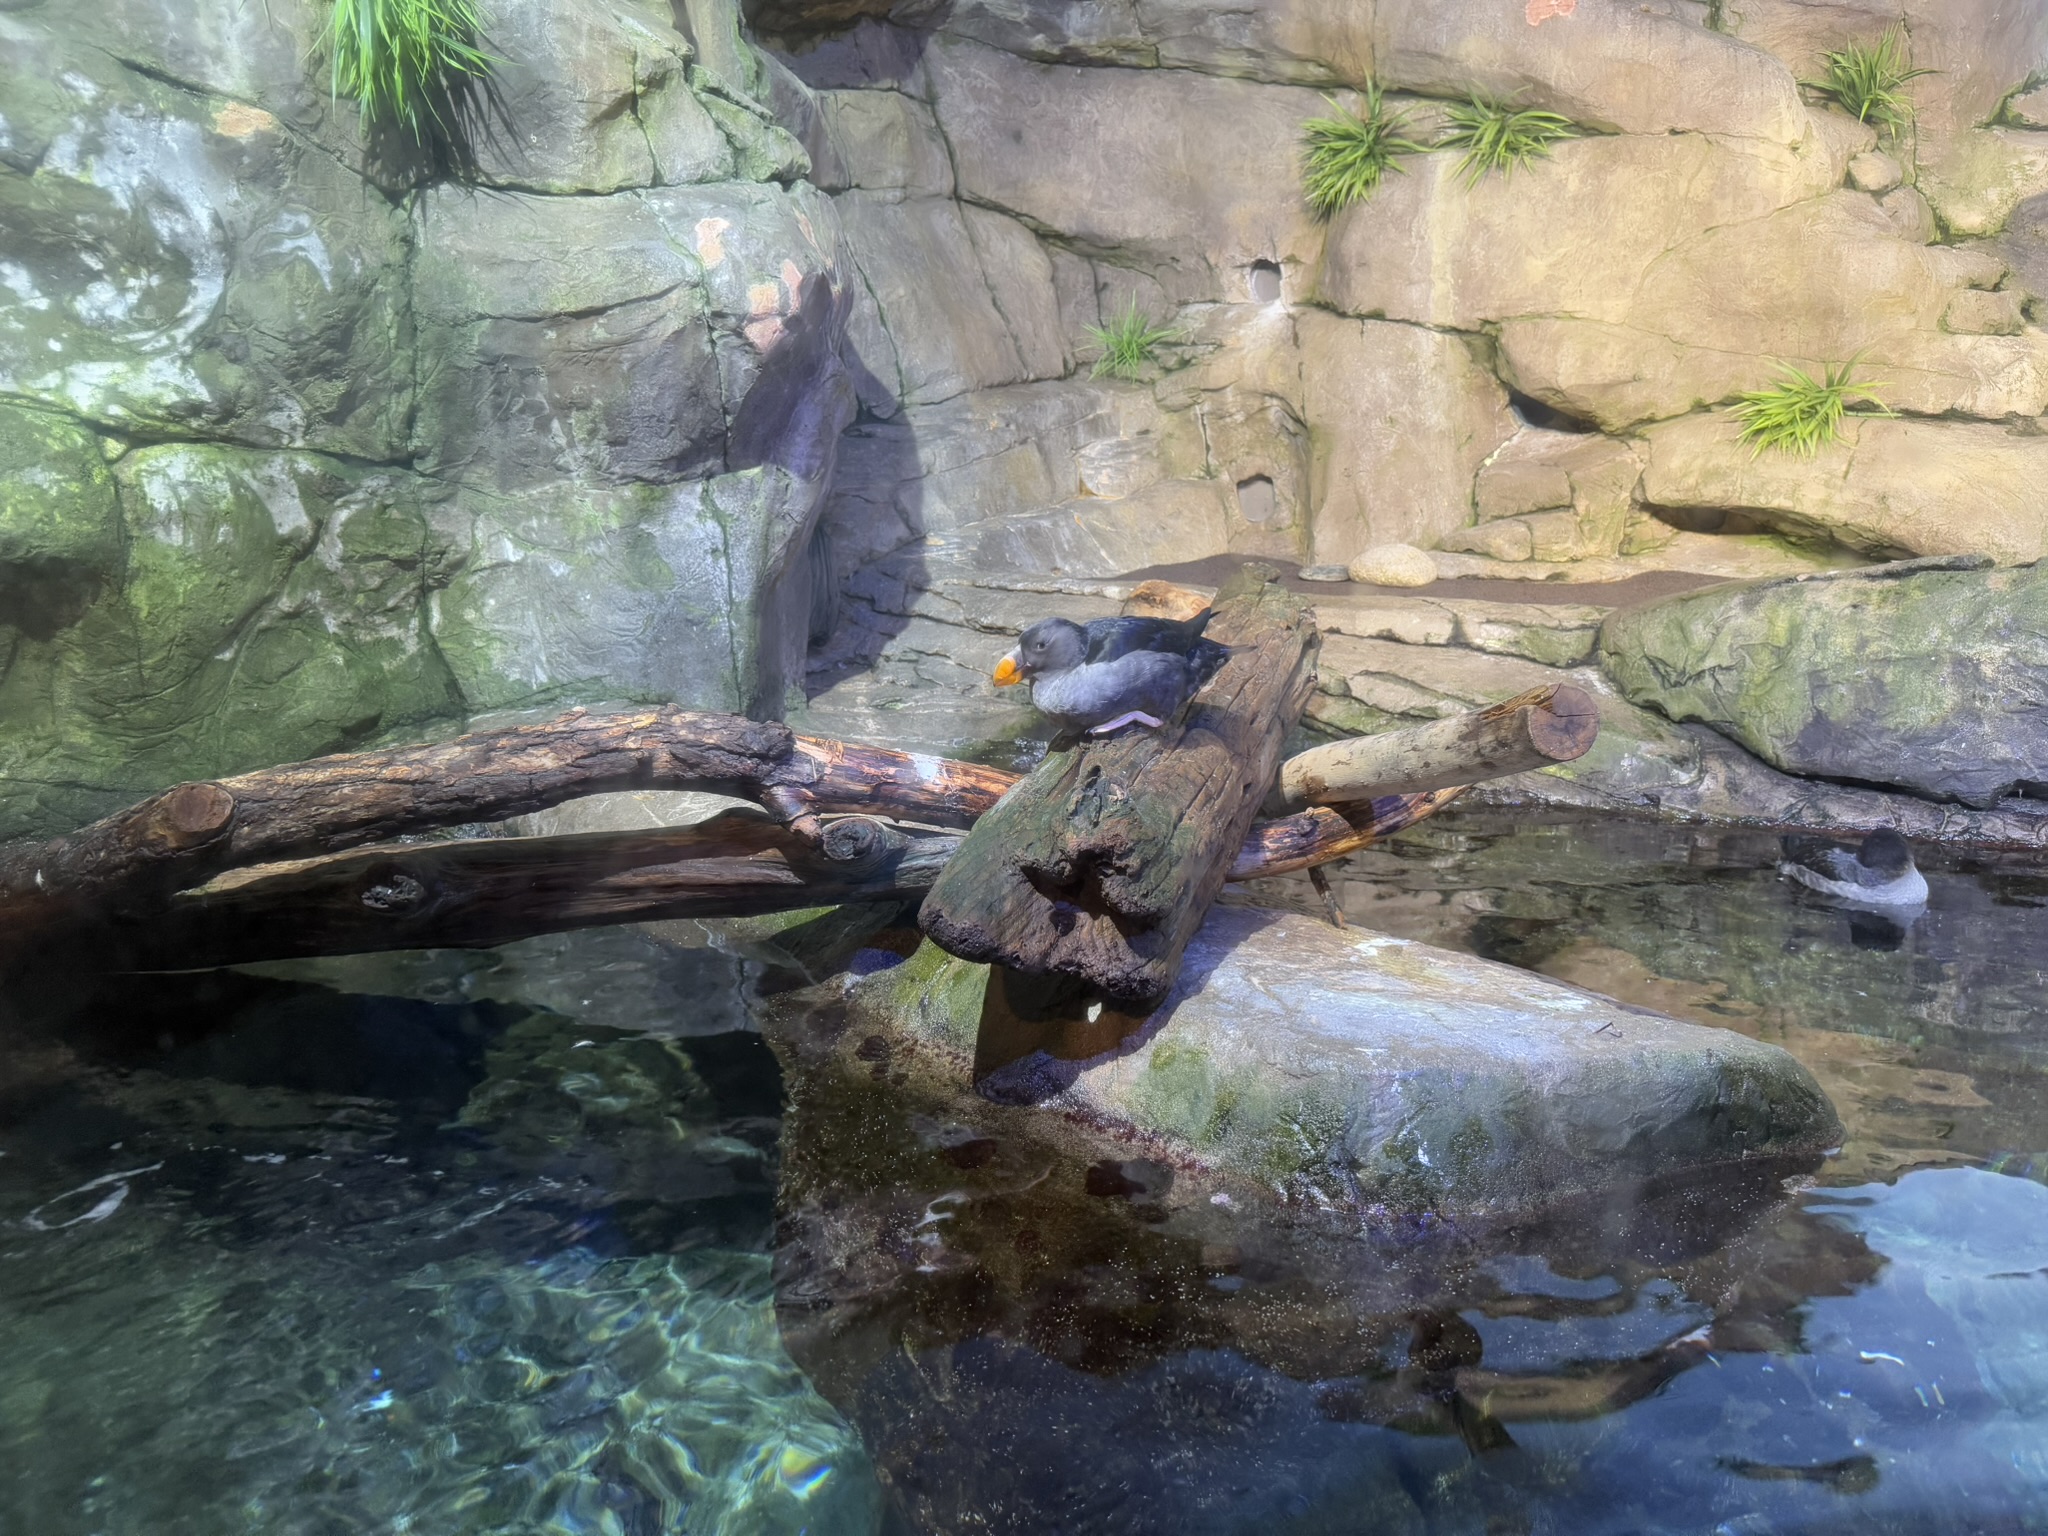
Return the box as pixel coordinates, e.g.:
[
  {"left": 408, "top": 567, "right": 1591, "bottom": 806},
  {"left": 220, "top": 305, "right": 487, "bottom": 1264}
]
[
  {"left": 841, "top": 905, "right": 1840, "bottom": 1217},
  {"left": 1599, "top": 558, "right": 2048, "bottom": 809}
]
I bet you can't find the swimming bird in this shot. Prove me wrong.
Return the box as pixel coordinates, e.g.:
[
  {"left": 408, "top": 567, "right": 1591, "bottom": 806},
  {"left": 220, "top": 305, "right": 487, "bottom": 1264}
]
[
  {"left": 992, "top": 611, "right": 1234, "bottom": 734},
  {"left": 1778, "top": 828, "right": 1928, "bottom": 907}
]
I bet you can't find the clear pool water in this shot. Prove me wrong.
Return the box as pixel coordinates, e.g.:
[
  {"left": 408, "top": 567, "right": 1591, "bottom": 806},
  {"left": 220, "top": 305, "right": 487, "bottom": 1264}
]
[{"left": 3, "top": 810, "right": 2046, "bottom": 1534}]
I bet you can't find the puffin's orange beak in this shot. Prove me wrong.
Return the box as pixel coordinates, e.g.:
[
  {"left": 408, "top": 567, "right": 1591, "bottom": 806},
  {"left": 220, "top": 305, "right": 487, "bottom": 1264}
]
[{"left": 993, "top": 652, "right": 1023, "bottom": 687}]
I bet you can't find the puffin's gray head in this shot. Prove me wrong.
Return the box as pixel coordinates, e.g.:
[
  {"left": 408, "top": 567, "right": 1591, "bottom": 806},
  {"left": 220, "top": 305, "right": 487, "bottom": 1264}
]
[
  {"left": 1858, "top": 828, "right": 1914, "bottom": 877},
  {"left": 994, "top": 617, "right": 1087, "bottom": 686}
]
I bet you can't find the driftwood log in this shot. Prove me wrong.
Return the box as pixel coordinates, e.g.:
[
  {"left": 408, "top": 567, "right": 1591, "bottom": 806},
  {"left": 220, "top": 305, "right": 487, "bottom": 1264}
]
[
  {"left": 0, "top": 708, "right": 1012, "bottom": 949},
  {"left": 1276, "top": 683, "right": 1600, "bottom": 810},
  {"left": 74, "top": 787, "right": 1461, "bottom": 972},
  {"left": 919, "top": 567, "right": 1320, "bottom": 1006}
]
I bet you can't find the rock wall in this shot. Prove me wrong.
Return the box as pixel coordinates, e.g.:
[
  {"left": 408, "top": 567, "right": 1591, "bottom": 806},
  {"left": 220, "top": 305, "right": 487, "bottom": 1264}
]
[
  {"left": 760, "top": 0, "right": 2048, "bottom": 675},
  {"left": 0, "top": 0, "right": 855, "bottom": 836},
  {"left": 8, "top": 0, "right": 2048, "bottom": 836}
]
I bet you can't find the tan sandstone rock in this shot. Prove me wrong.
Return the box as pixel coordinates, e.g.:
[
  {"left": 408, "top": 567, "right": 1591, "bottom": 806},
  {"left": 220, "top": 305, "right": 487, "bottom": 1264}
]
[
  {"left": 1496, "top": 195, "right": 2048, "bottom": 427},
  {"left": 924, "top": 34, "right": 1329, "bottom": 304},
  {"left": 1376, "top": 0, "right": 1811, "bottom": 143},
  {"left": 1296, "top": 311, "right": 1517, "bottom": 559},
  {"left": 1318, "top": 132, "right": 1838, "bottom": 332},
  {"left": 1347, "top": 544, "right": 1438, "bottom": 588},
  {"left": 1641, "top": 412, "right": 2048, "bottom": 566}
]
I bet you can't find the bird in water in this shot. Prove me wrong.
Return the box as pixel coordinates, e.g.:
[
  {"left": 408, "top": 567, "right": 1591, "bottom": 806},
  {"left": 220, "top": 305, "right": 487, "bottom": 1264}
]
[
  {"left": 1778, "top": 828, "right": 1928, "bottom": 907},
  {"left": 992, "top": 610, "right": 1234, "bottom": 734}
]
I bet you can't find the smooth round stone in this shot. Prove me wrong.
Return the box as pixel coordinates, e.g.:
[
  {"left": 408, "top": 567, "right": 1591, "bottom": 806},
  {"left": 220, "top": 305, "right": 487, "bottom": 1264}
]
[
  {"left": 1297, "top": 563, "right": 1352, "bottom": 583},
  {"left": 1348, "top": 543, "right": 1439, "bottom": 587},
  {"left": 1847, "top": 150, "right": 1904, "bottom": 195}
]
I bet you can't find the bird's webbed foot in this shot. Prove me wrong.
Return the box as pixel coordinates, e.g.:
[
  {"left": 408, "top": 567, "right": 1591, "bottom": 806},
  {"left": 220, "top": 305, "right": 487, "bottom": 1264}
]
[{"left": 1086, "top": 710, "right": 1166, "bottom": 736}]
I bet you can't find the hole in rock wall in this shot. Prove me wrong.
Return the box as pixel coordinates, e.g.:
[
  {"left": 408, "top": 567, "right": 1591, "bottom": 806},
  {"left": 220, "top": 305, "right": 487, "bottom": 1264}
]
[
  {"left": 1247, "top": 261, "right": 1283, "bottom": 303},
  {"left": 1236, "top": 475, "right": 1278, "bottom": 524},
  {"left": 1506, "top": 388, "right": 1601, "bottom": 434},
  {"left": 806, "top": 525, "right": 839, "bottom": 647},
  {"left": 1650, "top": 505, "right": 1768, "bottom": 537}
]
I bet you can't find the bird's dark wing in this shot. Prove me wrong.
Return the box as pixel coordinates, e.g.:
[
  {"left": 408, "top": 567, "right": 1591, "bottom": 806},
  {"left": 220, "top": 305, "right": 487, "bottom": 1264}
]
[
  {"left": 1081, "top": 610, "right": 1213, "bottom": 664},
  {"left": 1780, "top": 839, "right": 1864, "bottom": 885}
]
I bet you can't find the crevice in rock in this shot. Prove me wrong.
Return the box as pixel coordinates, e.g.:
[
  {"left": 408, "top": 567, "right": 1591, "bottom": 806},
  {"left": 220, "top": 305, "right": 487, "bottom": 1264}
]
[{"left": 1506, "top": 388, "right": 1602, "bottom": 435}]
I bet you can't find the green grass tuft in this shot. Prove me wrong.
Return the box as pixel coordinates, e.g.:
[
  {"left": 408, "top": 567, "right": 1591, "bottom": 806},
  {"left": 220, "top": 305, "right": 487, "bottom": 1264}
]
[
  {"left": 1085, "top": 297, "right": 1179, "bottom": 381},
  {"left": 1437, "top": 94, "right": 1579, "bottom": 187},
  {"left": 328, "top": 0, "right": 492, "bottom": 145},
  {"left": 1733, "top": 361, "right": 1893, "bottom": 457},
  {"left": 1803, "top": 26, "right": 1932, "bottom": 136},
  {"left": 1300, "top": 85, "right": 1428, "bottom": 218}
]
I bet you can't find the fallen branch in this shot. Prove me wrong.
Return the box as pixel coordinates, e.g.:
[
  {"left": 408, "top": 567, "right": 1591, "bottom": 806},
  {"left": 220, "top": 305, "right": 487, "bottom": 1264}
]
[
  {"left": 97, "top": 789, "right": 1463, "bottom": 971},
  {"left": 0, "top": 674, "right": 1538, "bottom": 974},
  {"left": 0, "top": 708, "right": 1012, "bottom": 945},
  {"left": 1276, "top": 683, "right": 1599, "bottom": 810}
]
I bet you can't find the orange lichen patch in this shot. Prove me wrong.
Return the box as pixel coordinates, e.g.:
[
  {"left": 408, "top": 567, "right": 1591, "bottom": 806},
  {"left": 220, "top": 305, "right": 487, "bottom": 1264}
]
[
  {"left": 212, "top": 102, "right": 278, "bottom": 138},
  {"left": 694, "top": 216, "right": 731, "bottom": 267},
  {"left": 781, "top": 259, "right": 806, "bottom": 307},
  {"left": 1526, "top": 0, "right": 1577, "bottom": 22},
  {"left": 794, "top": 209, "right": 819, "bottom": 252}
]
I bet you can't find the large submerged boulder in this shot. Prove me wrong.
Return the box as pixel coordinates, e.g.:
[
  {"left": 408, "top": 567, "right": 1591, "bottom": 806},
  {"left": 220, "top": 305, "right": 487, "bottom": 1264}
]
[
  {"left": 846, "top": 906, "right": 1840, "bottom": 1217},
  {"left": 1600, "top": 557, "right": 2048, "bottom": 809}
]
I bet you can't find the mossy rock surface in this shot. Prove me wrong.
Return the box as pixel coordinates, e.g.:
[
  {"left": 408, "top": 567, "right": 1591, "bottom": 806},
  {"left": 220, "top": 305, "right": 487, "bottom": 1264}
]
[
  {"left": 1599, "top": 557, "right": 2048, "bottom": 809},
  {"left": 851, "top": 906, "right": 1840, "bottom": 1217}
]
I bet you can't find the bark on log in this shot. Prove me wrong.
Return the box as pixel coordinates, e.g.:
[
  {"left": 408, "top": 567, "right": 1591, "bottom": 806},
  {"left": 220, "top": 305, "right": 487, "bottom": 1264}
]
[
  {"left": 144, "top": 814, "right": 966, "bottom": 968},
  {"left": 1275, "top": 684, "right": 1599, "bottom": 810},
  {"left": 0, "top": 708, "right": 1012, "bottom": 944},
  {"left": 918, "top": 567, "right": 1320, "bottom": 1006},
  {"left": 83, "top": 788, "right": 1460, "bottom": 971}
]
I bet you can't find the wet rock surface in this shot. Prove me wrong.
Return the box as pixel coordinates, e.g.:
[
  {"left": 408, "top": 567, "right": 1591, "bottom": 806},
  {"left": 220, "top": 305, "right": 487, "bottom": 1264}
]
[{"left": 837, "top": 906, "right": 1840, "bottom": 1216}]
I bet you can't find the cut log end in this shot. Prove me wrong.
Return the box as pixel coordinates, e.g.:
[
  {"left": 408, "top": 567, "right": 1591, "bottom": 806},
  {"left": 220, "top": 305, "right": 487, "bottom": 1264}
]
[
  {"left": 1527, "top": 683, "right": 1601, "bottom": 762},
  {"left": 146, "top": 783, "right": 237, "bottom": 851},
  {"left": 1276, "top": 684, "right": 1601, "bottom": 810}
]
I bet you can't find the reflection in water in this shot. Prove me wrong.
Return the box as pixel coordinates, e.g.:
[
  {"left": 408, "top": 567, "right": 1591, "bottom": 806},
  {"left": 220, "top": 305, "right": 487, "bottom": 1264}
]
[{"left": 0, "top": 810, "right": 2045, "bottom": 1533}]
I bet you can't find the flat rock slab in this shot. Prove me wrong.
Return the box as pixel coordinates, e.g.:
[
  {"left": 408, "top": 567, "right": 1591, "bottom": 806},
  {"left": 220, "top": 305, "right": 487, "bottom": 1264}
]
[
  {"left": 853, "top": 905, "right": 1839, "bottom": 1217},
  {"left": 1600, "top": 557, "right": 2048, "bottom": 809}
]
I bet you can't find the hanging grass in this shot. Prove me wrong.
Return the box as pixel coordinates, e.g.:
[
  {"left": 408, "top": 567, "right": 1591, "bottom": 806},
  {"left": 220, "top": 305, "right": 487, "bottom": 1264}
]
[
  {"left": 1437, "top": 94, "right": 1579, "bottom": 187},
  {"left": 327, "top": 0, "right": 492, "bottom": 146},
  {"left": 1085, "top": 297, "right": 1179, "bottom": 381},
  {"left": 1732, "top": 361, "right": 1893, "bottom": 457},
  {"left": 1803, "top": 26, "right": 1932, "bottom": 136},
  {"left": 1300, "top": 85, "right": 1428, "bottom": 218}
]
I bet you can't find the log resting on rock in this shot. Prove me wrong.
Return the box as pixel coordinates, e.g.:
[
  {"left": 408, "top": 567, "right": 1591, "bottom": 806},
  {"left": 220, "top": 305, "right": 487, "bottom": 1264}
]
[
  {"left": 1276, "top": 683, "right": 1599, "bottom": 811},
  {"left": 919, "top": 567, "right": 1321, "bottom": 1006}
]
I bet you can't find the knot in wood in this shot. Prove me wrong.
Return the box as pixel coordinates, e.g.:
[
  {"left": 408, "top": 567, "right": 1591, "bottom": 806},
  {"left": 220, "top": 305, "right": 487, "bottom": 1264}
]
[{"left": 359, "top": 869, "right": 428, "bottom": 914}]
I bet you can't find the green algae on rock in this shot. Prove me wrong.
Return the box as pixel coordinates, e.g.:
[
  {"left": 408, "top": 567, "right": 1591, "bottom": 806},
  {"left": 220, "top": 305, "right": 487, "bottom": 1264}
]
[
  {"left": 845, "top": 906, "right": 1840, "bottom": 1217},
  {"left": 1599, "top": 557, "right": 2048, "bottom": 809}
]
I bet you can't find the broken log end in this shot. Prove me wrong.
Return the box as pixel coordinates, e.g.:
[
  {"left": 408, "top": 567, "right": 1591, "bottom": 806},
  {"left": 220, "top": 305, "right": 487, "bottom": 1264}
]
[{"left": 145, "top": 782, "right": 237, "bottom": 852}]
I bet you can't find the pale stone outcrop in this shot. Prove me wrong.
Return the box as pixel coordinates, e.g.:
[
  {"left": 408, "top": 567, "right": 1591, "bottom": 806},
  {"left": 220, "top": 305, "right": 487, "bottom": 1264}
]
[
  {"left": 924, "top": 35, "right": 1330, "bottom": 304},
  {"left": 1641, "top": 412, "right": 2048, "bottom": 565}
]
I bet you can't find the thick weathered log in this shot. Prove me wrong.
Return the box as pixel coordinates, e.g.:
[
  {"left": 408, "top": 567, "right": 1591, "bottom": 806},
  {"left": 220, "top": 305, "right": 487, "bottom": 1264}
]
[
  {"left": 87, "top": 789, "right": 1460, "bottom": 971},
  {"left": 1275, "top": 684, "right": 1599, "bottom": 810},
  {"left": 138, "top": 814, "right": 967, "bottom": 968},
  {"left": 918, "top": 567, "right": 1320, "bottom": 1005},
  {"left": 0, "top": 708, "right": 1013, "bottom": 943}
]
